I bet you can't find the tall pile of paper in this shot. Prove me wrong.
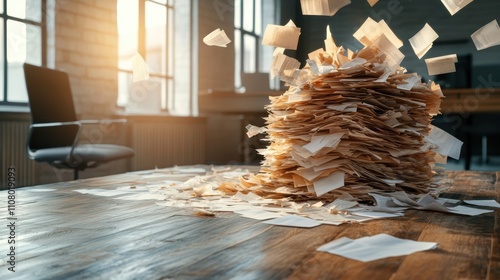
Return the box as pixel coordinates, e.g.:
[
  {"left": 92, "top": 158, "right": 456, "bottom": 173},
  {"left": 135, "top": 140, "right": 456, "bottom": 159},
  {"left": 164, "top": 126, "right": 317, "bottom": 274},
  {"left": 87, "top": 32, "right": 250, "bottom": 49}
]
[{"left": 233, "top": 21, "right": 462, "bottom": 202}]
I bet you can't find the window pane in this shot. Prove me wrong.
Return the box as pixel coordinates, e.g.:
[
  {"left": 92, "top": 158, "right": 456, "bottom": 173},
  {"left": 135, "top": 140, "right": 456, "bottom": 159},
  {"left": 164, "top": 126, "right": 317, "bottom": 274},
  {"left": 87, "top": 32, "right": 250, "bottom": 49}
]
[
  {"left": 7, "top": 0, "right": 42, "bottom": 22},
  {"left": 7, "top": 21, "right": 41, "bottom": 102},
  {"left": 167, "top": 7, "right": 174, "bottom": 76},
  {"left": 150, "top": 0, "right": 167, "bottom": 4},
  {"left": 145, "top": 1, "right": 167, "bottom": 74},
  {"left": 234, "top": 29, "right": 241, "bottom": 88},
  {"left": 243, "top": 0, "right": 254, "bottom": 32},
  {"left": 243, "top": 34, "right": 256, "bottom": 73},
  {"left": 234, "top": 0, "right": 241, "bottom": 28},
  {"left": 117, "top": 71, "right": 132, "bottom": 107},
  {"left": 117, "top": 0, "right": 139, "bottom": 71},
  {"left": 255, "top": 0, "right": 262, "bottom": 35}
]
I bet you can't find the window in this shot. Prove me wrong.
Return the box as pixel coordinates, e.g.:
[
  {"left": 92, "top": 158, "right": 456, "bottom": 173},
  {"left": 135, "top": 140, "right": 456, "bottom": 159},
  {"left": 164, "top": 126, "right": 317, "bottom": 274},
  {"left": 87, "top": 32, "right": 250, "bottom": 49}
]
[
  {"left": 117, "top": 0, "right": 173, "bottom": 113},
  {"left": 234, "top": 0, "right": 279, "bottom": 92},
  {"left": 1, "top": 0, "right": 45, "bottom": 105}
]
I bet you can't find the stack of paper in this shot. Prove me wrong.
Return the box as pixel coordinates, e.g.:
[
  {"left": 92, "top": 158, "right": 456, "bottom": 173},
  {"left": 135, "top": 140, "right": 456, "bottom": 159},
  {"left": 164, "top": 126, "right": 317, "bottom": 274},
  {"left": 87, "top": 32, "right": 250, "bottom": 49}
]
[{"left": 237, "top": 21, "right": 463, "bottom": 202}]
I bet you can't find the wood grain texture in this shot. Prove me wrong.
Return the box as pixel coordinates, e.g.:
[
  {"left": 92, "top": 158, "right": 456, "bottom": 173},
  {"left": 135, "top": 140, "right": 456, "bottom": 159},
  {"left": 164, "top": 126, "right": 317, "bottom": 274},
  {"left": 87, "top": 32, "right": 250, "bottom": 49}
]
[{"left": 0, "top": 167, "right": 498, "bottom": 279}]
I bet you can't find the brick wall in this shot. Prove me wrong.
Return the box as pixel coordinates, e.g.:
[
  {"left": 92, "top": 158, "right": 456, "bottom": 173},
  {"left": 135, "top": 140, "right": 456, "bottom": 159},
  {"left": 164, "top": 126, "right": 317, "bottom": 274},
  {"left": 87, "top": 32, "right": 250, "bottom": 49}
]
[{"left": 54, "top": 0, "right": 118, "bottom": 118}]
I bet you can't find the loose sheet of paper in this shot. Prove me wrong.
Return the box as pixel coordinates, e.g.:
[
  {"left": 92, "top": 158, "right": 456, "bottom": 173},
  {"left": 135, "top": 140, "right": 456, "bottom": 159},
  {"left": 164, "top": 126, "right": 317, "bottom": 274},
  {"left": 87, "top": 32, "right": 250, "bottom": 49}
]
[
  {"left": 130, "top": 53, "right": 149, "bottom": 82},
  {"left": 425, "top": 54, "right": 458, "bottom": 75},
  {"left": 471, "top": 20, "right": 500, "bottom": 51},
  {"left": 441, "top": 0, "right": 474, "bottom": 16},
  {"left": 317, "top": 233, "right": 438, "bottom": 262},
  {"left": 409, "top": 23, "right": 439, "bottom": 59},
  {"left": 263, "top": 215, "right": 322, "bottom": 228},
  {"left": 300, "top": 0, "right": 351, "bottom": 16},
  {"left": 262, "top": 20, "right": 301, "bottom": 50},
  {"left": 463, "top": 199, "right": 500, "bottom": 208},
  {"left": 203, "top": 28, "right": 231, "bottom": 47},
  {"left": 367, "top": 0, "right": 379, "bottom": 7}
]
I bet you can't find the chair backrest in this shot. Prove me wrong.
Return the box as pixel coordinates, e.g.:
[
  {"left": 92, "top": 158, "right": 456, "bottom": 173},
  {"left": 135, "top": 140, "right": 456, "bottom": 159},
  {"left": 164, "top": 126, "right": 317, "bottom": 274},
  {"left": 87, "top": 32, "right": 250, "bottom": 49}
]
[
  {"left": 23, "top": 63, "right": 79, "bottom": 150},
  {"left": 23, "top": 63, "right": 77, "bottom": 123}
]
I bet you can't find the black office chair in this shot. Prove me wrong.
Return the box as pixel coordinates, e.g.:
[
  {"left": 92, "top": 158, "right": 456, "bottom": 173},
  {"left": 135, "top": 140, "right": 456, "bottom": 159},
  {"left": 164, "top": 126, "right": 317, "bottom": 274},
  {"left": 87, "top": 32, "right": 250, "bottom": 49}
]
[{"left": 23, "top": 63, "right": 135, "bottom": 180}]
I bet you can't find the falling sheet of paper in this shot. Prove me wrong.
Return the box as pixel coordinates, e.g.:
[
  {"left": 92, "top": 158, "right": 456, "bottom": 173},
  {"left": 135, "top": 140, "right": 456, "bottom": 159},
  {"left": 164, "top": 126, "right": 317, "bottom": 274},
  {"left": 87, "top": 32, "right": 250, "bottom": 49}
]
[
  {"left": 203, "top": 28, "right": 231, "bottom": 47},
  {"left": 425, "top": 125, "right": 463, "bottom": 160},
  {"left": 317, "top": 233, "right": 438, "bottom": 262},
  {"left": 300, "top": 0, "right": 351, "bottom": 16},
  {"left": 263, "top": 215, "right": 322, "bottom": 228},
  {"left": 463, "top": 199, "right": 500, "bottom": 208},
  {"left": 409, "top": 23, "right": 439, "bottom": 59},
  {"left": 471, "top": 20, "right": 500, "bottom": 51},
  {"left": 262, "top": 20, "right": 301, "bottom": 50},
  {"left": 367, "top": 0, "right": 379, "bottom": 6},
  {"left": 353, "top": 17, "right": 403, "bottom": 49},
  {"left": 441, "top": 0, "right": 474, "bottom": 16},
  {"left": 271, "top": 52, "right": 301, "bottom": 81},
  {"left": 425, "top": 54, "right": 458, "bottom": 75},
  {"left": 130, "top": 53, "right": 150, "bottom": 82}
]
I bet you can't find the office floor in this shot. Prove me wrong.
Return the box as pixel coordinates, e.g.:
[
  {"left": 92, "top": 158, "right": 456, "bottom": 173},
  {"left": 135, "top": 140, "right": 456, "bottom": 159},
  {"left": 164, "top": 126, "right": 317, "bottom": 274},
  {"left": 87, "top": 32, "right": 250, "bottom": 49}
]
[{"left": 445, "top": 155, "right": 500, "bottom": 171}]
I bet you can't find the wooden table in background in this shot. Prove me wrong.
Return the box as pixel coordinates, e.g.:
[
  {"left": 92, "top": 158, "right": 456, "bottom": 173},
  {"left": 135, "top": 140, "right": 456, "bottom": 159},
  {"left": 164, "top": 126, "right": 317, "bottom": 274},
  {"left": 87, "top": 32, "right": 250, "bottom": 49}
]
[{"left": 1, "top": 166, "right": 499, "bottom": 279}]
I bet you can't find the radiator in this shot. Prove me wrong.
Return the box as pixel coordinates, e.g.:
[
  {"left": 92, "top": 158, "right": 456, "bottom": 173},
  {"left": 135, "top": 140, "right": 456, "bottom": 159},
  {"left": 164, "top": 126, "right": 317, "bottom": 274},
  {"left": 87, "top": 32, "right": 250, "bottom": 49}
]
[
  {"left": 130, "top": 118, "right": 206, "bottom": 171},
  {"left": 0, "top": 120, "right": 37, "bottom": 189}
]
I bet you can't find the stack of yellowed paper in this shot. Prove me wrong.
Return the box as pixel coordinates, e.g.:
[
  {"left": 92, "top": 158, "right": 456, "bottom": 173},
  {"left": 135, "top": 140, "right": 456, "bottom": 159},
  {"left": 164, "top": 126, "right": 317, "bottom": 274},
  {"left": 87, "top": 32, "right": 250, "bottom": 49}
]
[{"left": 223, "top": 19, "right": 463, "bottom": 202}]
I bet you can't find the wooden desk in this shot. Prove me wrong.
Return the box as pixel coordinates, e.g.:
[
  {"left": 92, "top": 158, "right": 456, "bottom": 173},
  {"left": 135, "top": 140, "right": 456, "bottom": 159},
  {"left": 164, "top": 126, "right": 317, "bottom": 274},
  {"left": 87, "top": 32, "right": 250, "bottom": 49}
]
[
  {"left": 1, "top": 166, "right": 499, "bottom": 279},
  {"left": 442, "top": 88, "right": 500, "bottom": 113}
]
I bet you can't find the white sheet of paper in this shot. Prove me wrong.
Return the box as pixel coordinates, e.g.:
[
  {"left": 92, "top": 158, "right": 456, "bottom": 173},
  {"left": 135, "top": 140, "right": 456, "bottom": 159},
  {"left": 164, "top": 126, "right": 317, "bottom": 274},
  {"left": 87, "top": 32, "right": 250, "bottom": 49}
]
[
  {"left": 303, "top": 132, "right": 345, "bottom": 154},
  {"left": 263, "top": 215, "right": 322, "bottom": 228},
  {"left": 262, "top": 20, "right": 301, "bottom": 50},
  {"left": 317, "top": 233, "right": 438, "bottom": 262},
  {"left": 425, "top": 54, "right": 458, "bottom": 75},
  {"left": 397, "top": 74, "right": 421, "bottom": 90},
  {"left": 300, "top": 0, "right": 351, "bottom": 16},
  {"left": 409, "top": 23, "right": 439, "bottom": 59},
  {"left": 202, "top": 28, "right": 231, "bottom": 47},
  {"left": 353, "top": 18, "right": 403, "bottom": 48},
  {"left": 471, "top": 20, "right": 500, "bottom": 51},
  {"left": 313, "top": 171, "right": 345, "bottom": 196},
  {"left": 236, "top": 209, "right": 284, "bottom": 220},
  {"left": 441, "top": 0, "right": 474, "bottom": 16},
  {"left": 447, "top": 205, "right": 494, "bottom": 216},
  {"left": 463, "top": 199, "right": 500, "bottom": 208},
  {"left": 425, "top": 125, "right": 463, "bottom": 160},
  {"left": 130, "top": 53, "right": 150, "bottom": 82}
]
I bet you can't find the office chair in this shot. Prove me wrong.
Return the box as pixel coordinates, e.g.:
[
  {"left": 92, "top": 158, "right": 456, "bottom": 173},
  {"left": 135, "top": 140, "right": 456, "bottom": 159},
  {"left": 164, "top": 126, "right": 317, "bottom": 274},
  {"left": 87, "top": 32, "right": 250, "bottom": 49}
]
[{"left": 23, "top": 63, "right": 135, "bottom": 180}]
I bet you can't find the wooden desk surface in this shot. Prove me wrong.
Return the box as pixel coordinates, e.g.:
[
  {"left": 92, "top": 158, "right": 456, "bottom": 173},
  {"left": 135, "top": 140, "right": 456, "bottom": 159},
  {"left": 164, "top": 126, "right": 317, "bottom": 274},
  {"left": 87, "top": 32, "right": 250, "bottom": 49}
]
[{"left": 1, "top": 166, "right": 499, "bottom": 279}]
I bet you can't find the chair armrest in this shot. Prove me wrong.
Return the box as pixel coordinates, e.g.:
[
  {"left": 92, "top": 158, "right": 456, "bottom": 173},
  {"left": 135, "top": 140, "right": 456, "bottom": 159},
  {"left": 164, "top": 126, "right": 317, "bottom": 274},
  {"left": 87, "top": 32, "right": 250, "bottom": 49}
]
[{"left": 31, "top": 121, "right": 82, "bottom": 128}]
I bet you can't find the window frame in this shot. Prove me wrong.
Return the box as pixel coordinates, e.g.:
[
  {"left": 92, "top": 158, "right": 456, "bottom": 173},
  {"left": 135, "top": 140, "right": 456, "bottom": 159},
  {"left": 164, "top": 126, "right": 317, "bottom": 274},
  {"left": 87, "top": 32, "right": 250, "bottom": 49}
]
[
  {"left": 0, "top": 0, "right": 47, "bottom": 106},
  {"left": 234, "top": 0, "right": 280, "bottom": 91},
  {"left": 117, "top": 0, "right": 174, "bottom": 112}
]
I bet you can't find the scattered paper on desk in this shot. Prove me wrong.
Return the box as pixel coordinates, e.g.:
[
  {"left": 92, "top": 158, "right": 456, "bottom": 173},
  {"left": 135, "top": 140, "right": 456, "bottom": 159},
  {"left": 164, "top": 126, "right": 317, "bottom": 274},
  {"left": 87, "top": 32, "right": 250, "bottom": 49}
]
[
  {"left": 203, "top": 28, "right": 231, "bottom": 47},
  {"left": 130, "top": 53, "right": 149, "bottom": 82},
  {"left": 300, "top": 0, "right": 351, "bottom": 16},
  {"left": 425, "top": 54, "right": 458, "bottom": 75},
  {"left": 263, "top": 215, "right": 322, "bottom": 228},
  {"left": 441, "top": 0, "right": 474, "bottom": 16},
  {"left": 262, "top": 20, "right": 301, "bottom": 50},
  {"left": 471, "top": 20, "right": 500, "bottom": 51},
  {"left": 236, "top": 209, "right": 284, "bottom": 220},
  {"left": 367, "top": 0, "right": 379, "bottom": 7},
  {"left": 317, "top": 233, "right": 438, "bottom": 262},
  {"left": 463, "top": 199, "right": 500, "bottom": 208},
  {"left": 409, "top": 23, "right": 439, "bottom": 59},
  {"left": 447, "top": 205, "right": 494, "bottom": 216}
]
